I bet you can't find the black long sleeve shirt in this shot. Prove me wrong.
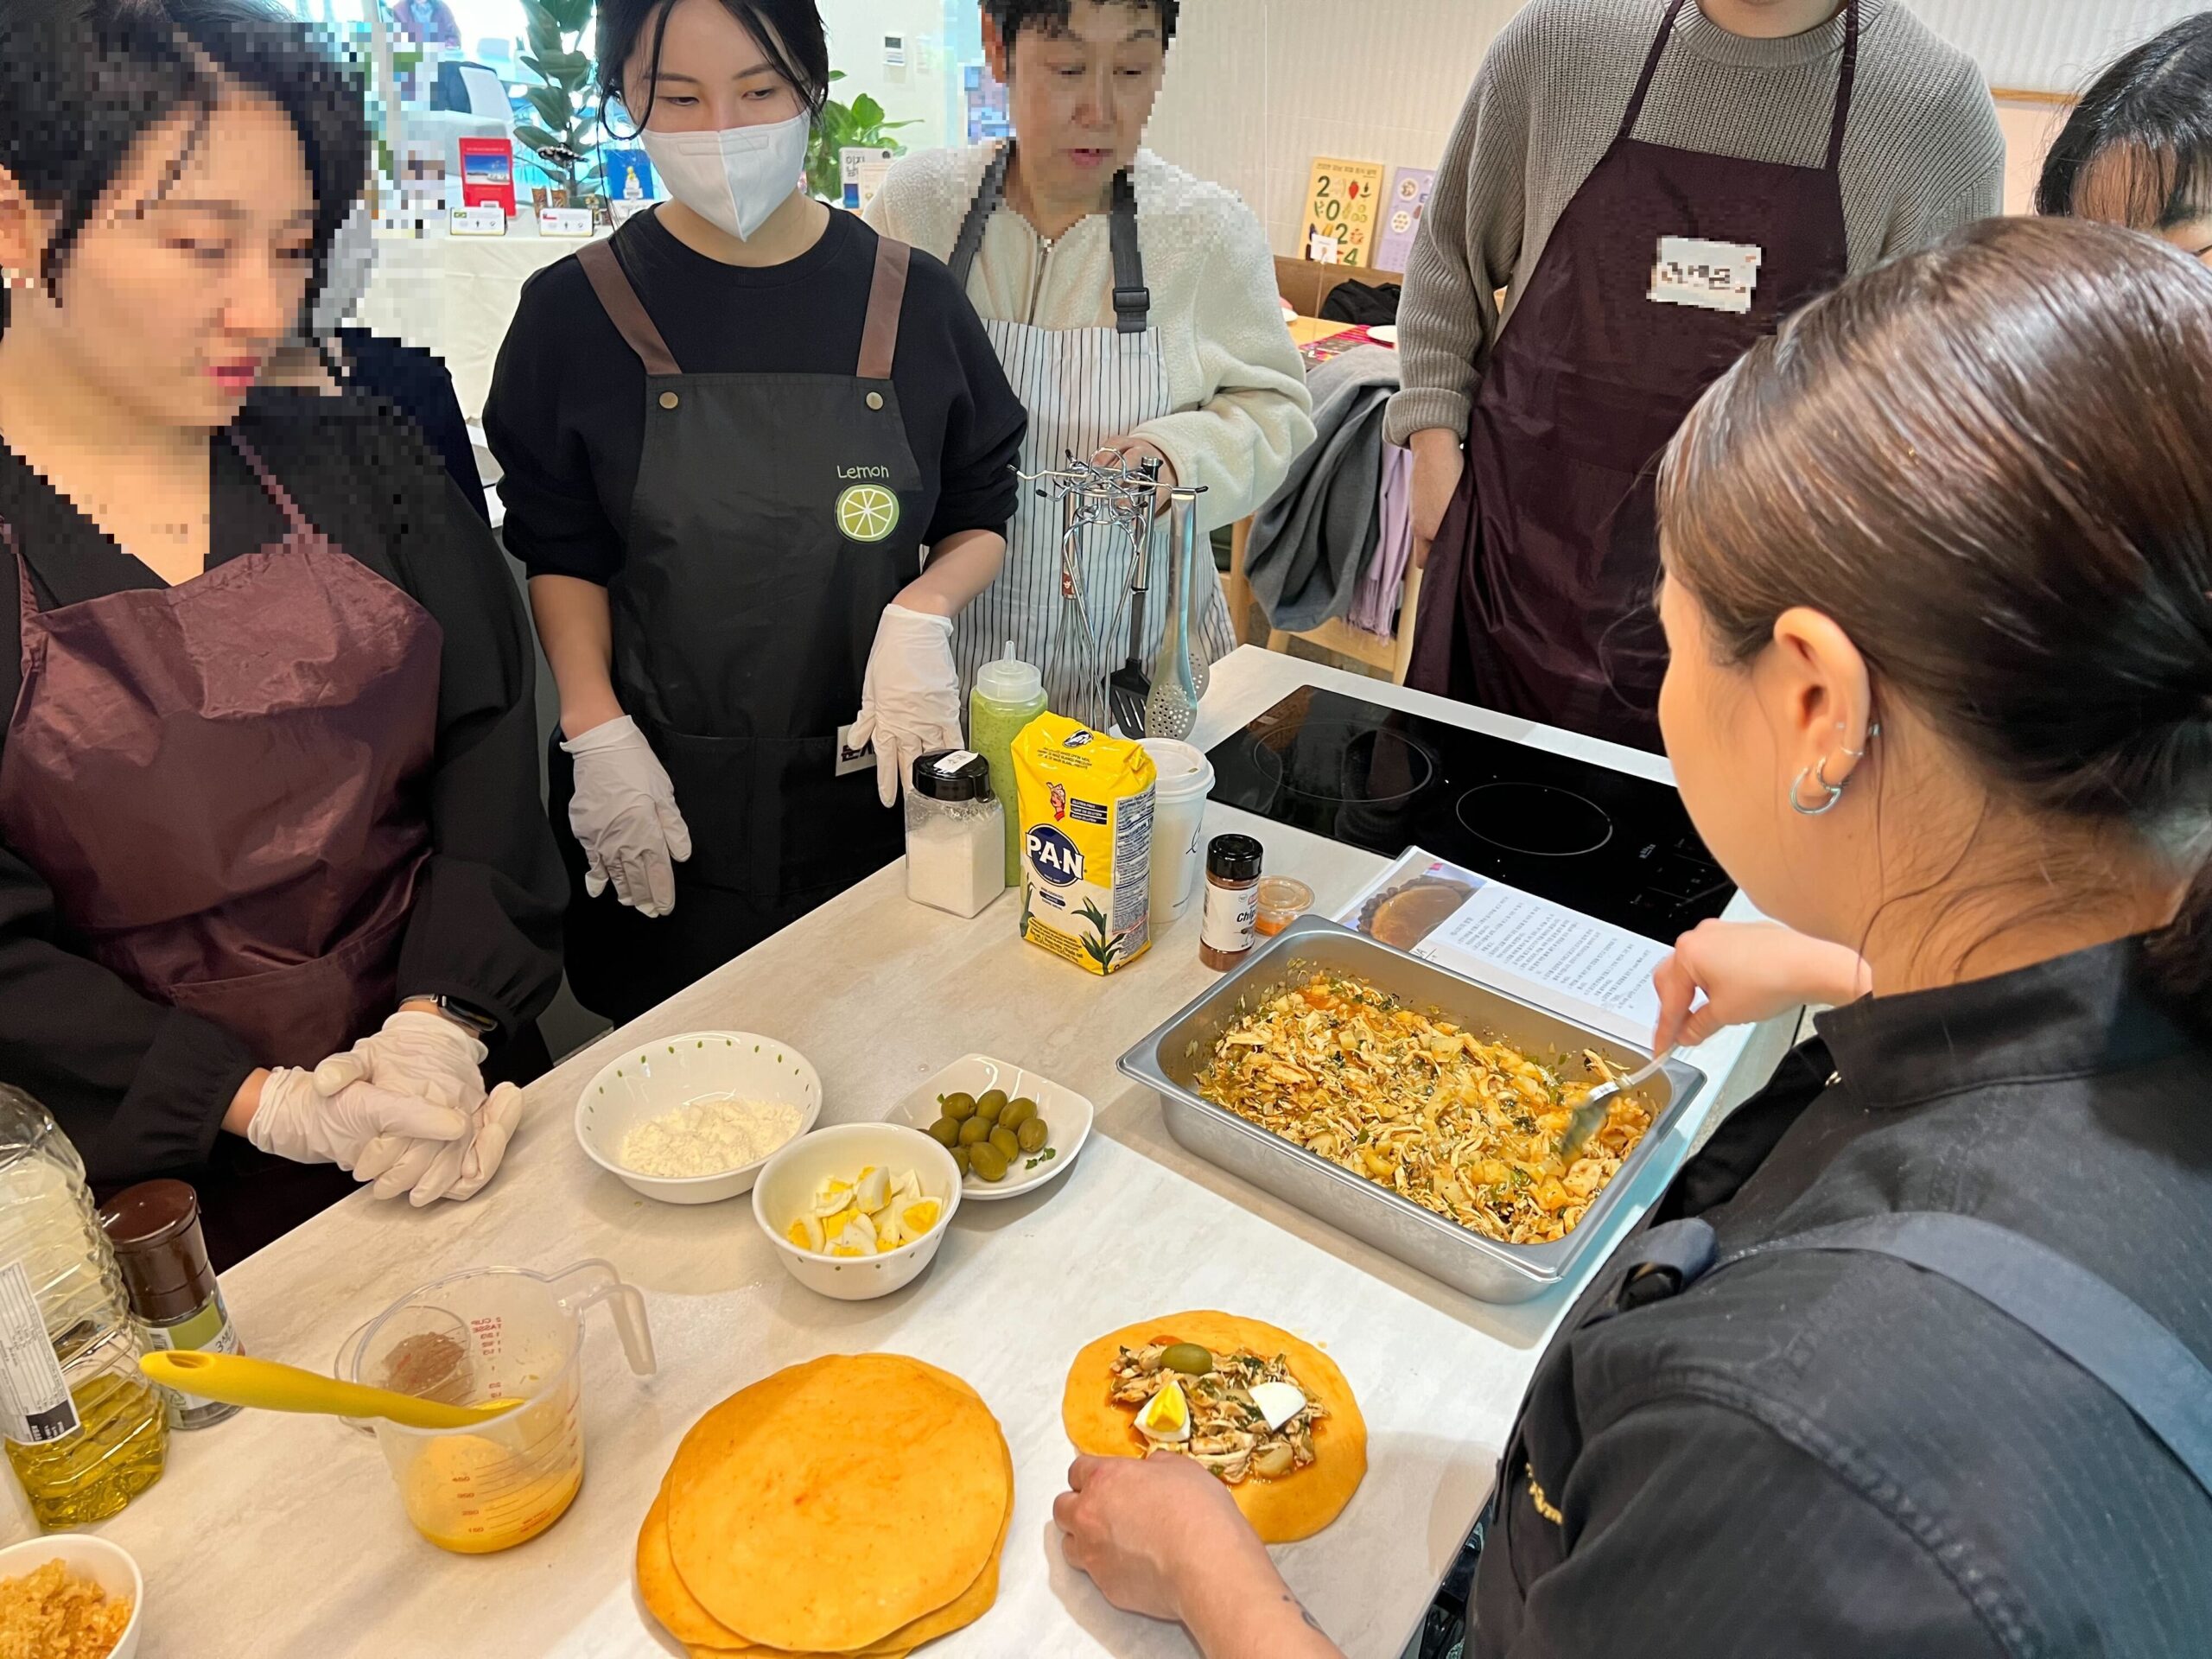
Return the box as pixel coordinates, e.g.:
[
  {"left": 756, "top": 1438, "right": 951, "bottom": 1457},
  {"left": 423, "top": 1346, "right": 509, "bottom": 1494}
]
[
  {"left": 333, "top": 327, "right": 489, "bottom": 522},
  {"left": 1475, "top": 938, "right": 2212, "bottom": 1656},
  {"left": 484, "top": 207, "right": 1026, "bottom": 583},
  {"left": 0, "top": 395, "right": 565, "bottom": 1184}
]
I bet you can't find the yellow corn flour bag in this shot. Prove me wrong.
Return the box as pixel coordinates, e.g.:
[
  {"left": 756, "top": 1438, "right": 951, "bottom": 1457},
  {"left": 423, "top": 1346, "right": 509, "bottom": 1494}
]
[{"left": 1014, "top": 715, "right": 1157, "bottom": 975}]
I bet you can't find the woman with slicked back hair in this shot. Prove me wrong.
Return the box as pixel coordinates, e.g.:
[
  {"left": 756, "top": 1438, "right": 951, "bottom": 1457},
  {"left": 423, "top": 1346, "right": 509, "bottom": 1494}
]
[{"left": 1055, "top": 215, "right": 2212, "bottom": 1659}]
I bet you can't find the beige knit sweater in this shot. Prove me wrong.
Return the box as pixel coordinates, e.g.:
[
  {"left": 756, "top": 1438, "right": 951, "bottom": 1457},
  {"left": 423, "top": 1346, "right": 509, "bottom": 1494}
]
[{"left": 1385, "top": 0, "right": 2005, "bottom": 447}]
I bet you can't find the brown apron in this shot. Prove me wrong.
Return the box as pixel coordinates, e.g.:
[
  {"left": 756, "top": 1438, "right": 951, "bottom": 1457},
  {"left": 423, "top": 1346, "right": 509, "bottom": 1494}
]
[
  {"left": 0, "top": 433, "right": 442, "bottom": 1263},
  {"left": 1408, "top": 0, "right": 1858, "bottom": 750}
]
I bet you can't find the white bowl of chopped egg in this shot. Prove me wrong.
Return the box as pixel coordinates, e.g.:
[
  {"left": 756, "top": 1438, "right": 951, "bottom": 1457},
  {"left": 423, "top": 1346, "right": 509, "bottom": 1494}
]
[
  {"left": 752, "top": 1122, "right": 962, "bottom": 1300},
  {"left": 575, "top": 1030, "right": 822, "bottom": 1205},
  {"left": 0, "top": 1534, "right": 143, "bottom": 1659}
]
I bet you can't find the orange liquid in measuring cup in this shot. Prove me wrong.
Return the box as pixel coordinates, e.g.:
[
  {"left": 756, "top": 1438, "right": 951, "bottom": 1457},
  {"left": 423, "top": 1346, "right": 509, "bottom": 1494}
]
[{"left": 403, "top": 1427, "right": 582, "bottom": 1554}]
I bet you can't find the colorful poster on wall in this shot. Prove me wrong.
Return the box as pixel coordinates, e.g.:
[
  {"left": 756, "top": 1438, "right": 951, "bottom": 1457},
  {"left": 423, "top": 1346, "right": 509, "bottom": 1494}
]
[
  {"left": 605, "top": 147, "right": 657, "bottom": 224},
  {"left": 604, "top": 148, "right": 656, "bottom": 205},
  {"left": 456, "top": 137, "right": 516, "bottom": 218},
  {"left": 1373, "top": 165, "right": 1436, "bottom": 274},
  {"left": 842, "top": 146, "right": 896, "bottom": 212},
  {"left": 1303, "top": 156, "right": 1386, "bottom": 266}
]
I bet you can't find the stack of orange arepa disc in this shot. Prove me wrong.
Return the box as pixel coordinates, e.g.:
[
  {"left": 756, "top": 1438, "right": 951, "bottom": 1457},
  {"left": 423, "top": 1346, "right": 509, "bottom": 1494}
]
[{"left": 637, "top": 1354, "right": 1012, "bottom": 1658}]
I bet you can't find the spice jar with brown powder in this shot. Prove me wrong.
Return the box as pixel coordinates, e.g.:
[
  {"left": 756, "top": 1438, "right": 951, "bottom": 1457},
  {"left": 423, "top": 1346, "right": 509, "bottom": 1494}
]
[
  {"left": 1198, "top": 834, "right": 1266, "bottom": 970},
  {"left": 99, "top": 1180, "right": 242, "bottom": 1429}
]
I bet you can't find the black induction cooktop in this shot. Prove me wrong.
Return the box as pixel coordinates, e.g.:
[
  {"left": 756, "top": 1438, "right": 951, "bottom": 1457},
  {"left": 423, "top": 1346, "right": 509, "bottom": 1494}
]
[{"left": 1205, "top": 688, "right": 1735, "bottom": 944}]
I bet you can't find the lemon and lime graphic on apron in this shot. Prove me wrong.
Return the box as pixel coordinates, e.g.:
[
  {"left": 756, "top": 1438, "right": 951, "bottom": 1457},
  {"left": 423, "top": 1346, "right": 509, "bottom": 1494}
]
[{"left": 836, "top": 483, "right": 900, "bottom": 543}]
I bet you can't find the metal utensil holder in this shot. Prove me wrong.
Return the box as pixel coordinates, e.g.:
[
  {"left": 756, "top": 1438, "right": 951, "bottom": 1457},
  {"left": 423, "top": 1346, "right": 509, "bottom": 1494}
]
[{"left": 1024, "top": 449, "right": 1166, "bottom": 732}]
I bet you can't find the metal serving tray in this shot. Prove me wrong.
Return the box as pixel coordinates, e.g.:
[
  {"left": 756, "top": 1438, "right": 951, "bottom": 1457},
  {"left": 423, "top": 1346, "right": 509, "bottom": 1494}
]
[{"left": 1116, "top": 913, "right": 1706, "bottom": 1303}]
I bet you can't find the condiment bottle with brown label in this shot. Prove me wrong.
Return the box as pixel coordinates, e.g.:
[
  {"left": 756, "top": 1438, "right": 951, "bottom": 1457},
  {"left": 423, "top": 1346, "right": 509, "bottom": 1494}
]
[
  {"left": 99, "top": 1180, "right": 242, "bottom": 1429},
  {"left": 1198, "top": 835, "right": 1266, "bottom": 970}
]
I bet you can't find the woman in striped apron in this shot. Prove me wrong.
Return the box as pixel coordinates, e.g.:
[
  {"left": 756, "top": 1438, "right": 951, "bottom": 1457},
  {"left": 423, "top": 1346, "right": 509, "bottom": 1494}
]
[{"left": 867, "top": 0, "right": 1313, "bottom": 717}]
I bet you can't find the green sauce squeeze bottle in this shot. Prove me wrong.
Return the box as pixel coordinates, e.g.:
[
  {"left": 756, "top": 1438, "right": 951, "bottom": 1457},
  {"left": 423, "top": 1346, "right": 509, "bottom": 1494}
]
[{"left": 969, "top": 648, "right": 1050, "bottom": 888}]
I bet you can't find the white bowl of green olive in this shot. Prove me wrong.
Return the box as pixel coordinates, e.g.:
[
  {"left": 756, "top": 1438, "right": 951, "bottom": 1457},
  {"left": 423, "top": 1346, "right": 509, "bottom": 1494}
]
[{"left": 893, "top": 1054, "right": 1093, "bottom": 1201}]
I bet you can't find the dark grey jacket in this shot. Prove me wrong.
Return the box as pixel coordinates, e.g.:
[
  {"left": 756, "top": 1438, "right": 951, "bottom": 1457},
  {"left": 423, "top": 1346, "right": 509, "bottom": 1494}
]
[
  {"left": 1474, "top": 938, "right": 2212, "bottom": 1657},
  {"left": 1245, "top": 345, "right": 1402, "bottom": 632}
]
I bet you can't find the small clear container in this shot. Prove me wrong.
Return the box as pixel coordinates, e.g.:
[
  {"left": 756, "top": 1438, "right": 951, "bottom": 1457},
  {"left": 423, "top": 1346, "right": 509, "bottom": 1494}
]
[
  {"left": 1255, "top": 876, "right": 1316, "bottom": 938},
  {"left": 905, "top": 749, "right": 1006, "bottom": 919}
]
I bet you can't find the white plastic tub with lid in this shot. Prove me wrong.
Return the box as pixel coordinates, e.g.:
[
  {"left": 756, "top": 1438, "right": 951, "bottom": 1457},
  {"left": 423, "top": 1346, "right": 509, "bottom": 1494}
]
[{"left": 1138, "top": 738, "right": 1216, "bottom": 932}]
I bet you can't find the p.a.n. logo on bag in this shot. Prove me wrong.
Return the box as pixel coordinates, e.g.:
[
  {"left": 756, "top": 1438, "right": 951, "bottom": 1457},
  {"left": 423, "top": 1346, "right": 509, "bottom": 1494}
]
[
  {"left": 1014, "top": 715, "right": 1157, "bottom": 976},
  {"left": 1027, "top": 824, "right": 1084, "bottom": 887}
]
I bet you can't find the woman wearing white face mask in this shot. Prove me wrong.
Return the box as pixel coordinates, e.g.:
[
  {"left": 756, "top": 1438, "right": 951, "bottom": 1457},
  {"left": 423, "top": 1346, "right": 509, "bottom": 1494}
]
[{"left": 486, "top": 0, "right": 1027, "bottom": 1023}]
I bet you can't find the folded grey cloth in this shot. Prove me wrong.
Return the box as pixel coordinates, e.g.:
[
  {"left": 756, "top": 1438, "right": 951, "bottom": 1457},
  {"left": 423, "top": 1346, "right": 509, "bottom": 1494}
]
[{"left": 1246, "top": 345, "right": 1402, "bottom": 633}]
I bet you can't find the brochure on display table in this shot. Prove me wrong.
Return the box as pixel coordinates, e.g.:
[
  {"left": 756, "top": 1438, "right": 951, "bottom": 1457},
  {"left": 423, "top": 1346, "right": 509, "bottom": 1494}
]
[{"left": 1335, "top": 847, "right": 1669, "bottom": 1052}]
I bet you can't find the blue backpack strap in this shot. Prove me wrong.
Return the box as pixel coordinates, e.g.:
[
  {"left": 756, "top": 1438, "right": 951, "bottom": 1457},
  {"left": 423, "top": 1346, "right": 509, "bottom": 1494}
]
[{"left": 1718, "top": 1212, "right": 2212, "bottom": 1498}]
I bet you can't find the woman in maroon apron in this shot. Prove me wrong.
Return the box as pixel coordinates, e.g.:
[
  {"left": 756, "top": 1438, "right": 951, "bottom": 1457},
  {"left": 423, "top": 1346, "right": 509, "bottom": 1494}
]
[
  {"left": 0, "top": 0, "right": 564, "bottom": 1267},
  {"left": 1408, "top": 0, "right": 1859, "bottom": 751}
]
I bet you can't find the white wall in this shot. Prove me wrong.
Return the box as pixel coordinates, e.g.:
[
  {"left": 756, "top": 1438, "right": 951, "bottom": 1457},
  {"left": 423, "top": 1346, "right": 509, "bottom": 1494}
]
[
  {"left": 818, "top": 0, "right": 969, "bottom": 151},
  {"left": 1143, "top": 0, "right": 2210, "bottom": 259},
  {"left": 1911, "top": 0, "right": 2209, "bottom": 91}
]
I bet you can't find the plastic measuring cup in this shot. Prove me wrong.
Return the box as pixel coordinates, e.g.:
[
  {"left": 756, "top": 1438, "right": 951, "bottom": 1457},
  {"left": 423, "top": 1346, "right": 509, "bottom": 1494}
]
[{"left": 334, "top": 1260, "right": 655, "bottom": 1554}]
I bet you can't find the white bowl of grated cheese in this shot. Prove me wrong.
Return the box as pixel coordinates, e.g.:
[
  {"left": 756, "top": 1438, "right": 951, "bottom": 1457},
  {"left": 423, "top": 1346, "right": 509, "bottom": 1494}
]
[{"left": 575, "top": 1031, "right": 822, "bottom": 1205}]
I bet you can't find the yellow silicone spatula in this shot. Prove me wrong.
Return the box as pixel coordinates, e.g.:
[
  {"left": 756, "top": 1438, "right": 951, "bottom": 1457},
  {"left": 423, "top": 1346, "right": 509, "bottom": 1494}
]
[{"left": 140, "top": 1351, "right": 520, "bottom": 1430}]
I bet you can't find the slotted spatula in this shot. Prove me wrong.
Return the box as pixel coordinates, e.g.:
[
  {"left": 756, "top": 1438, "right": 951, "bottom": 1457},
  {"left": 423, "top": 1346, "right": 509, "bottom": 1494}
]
[
  {"left": 1109, "top": 584, "right": 1150, "bottom": 737},
  {"left": 1107, "top": 461, "right": 1163, "bottom": 736}
]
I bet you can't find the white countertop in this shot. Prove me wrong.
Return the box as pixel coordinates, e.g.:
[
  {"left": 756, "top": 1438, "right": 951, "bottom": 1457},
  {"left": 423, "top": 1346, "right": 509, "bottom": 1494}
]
[{"left": 46, "top": 650, "right": 1790, "bottom": 1658}]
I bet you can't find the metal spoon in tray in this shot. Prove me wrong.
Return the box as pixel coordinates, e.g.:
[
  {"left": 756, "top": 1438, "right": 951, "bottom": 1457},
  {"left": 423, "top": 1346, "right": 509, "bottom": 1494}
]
[{"left": 1556, "top": 1052, "right": 1672, "bottom": 1162}]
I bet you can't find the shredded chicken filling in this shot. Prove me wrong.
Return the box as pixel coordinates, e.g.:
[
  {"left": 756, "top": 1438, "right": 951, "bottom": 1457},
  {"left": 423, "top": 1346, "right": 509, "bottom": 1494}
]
[
  {"left": 1192, "top": 972, "right": 1653, "bottom": 1244},
  {"left": 1108, "top": 1344, "right": 1325, "bottom": 1484}
]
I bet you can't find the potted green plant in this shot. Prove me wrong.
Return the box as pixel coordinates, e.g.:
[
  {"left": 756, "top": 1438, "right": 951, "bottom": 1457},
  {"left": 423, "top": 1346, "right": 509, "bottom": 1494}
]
[
  {"left": 513, "top": 0, "right": 605, "bottom": 212},
  {"left": 804, "top": 70, "right": 918, "bottom": 203}
]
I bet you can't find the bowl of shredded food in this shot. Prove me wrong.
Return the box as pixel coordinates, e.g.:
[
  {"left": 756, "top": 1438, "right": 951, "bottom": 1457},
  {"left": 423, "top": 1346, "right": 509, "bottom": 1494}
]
[
  {"left": 1117, "top": 915, "right": 1707, "bottom": 1302},
  {"left": 575, "top": 1031, "right": 821, "bottom": 1204},
  {"left": 1192, "top": 971, "right": 1653, "bottom": 1245},
  {"left": 0, "top": 1535, "right": 142, "bottom": 1659}
]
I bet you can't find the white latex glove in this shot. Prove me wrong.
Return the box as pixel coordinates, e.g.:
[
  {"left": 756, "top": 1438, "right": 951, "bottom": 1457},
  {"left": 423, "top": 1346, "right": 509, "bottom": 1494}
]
[
  {"left": 561, "top": 715, "right": 692, "bottom": 917},
  {"left": 847, "top": 604, "right": 963, "bottom": 809},
  {"left": 353, "top": 1082, "right": 526, "bottom": 1206},
  {"left": 245, "top": 1065, "right": 468, "bottom": 1172},
  {"left": 312, "top": 1009, "right": 487, "bottom": 1110}
]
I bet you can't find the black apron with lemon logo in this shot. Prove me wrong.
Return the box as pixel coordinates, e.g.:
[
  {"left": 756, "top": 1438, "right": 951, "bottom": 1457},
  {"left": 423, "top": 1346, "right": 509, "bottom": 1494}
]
[{"left": 552, "top": 219, "right": 924, "bottom": 1021}]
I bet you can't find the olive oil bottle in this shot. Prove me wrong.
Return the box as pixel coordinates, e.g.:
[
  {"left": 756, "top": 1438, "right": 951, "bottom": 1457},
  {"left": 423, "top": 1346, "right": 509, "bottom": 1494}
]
[{"left": 0, "top": 1086, "right": 168, "bottom": 1528}]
